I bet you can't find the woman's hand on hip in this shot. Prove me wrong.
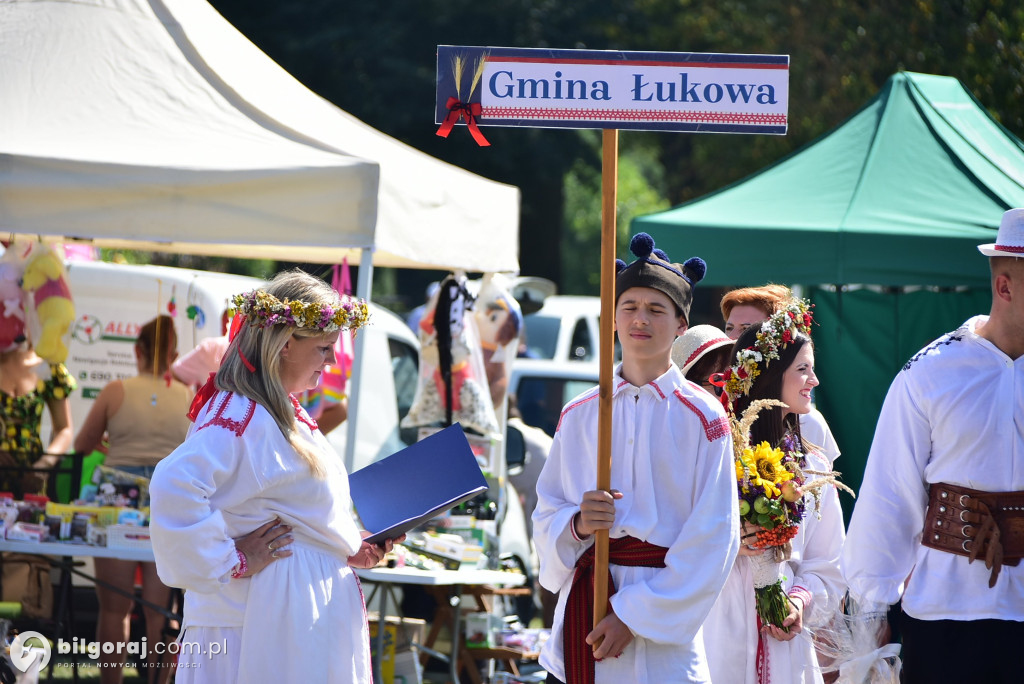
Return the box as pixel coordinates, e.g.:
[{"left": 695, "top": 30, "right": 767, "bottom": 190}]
[{"left": 233, "top": 518, "right": 294, "bottom": 577}]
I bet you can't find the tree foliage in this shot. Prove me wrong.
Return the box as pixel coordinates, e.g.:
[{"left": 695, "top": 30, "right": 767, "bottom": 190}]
[{"left": 208, "top": 0, "right": 1024, "bottom": 295}]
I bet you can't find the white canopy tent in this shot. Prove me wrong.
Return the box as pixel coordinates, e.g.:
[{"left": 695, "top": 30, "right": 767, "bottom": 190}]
[
  {"left": 0, "top": 0, "right": 520, "bottom": 468},
  {"left": 0, "top": 0, "right": 520, "bottom": 272}
]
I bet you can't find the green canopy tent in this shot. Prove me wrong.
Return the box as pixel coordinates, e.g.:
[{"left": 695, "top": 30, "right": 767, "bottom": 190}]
[{"left": 633, "top": 71, "right": 1024, "bottom": 515}]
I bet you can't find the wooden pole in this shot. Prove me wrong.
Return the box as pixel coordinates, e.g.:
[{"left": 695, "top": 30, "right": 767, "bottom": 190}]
[{"left": 593, "top": 128, "right": 618, "bottom": 630}]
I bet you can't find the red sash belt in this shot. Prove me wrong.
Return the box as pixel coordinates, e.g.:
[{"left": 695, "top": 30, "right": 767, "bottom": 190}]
[{"left": 564, "top": 535, "right": 668, "bottom": 684}]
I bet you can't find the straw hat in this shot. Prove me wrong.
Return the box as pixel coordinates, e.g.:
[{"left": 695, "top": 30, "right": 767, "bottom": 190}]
[
  {"left": 979, "top": 208, "right": 1024, "bottom": 257},
  {"left": 672, "top": 324, "right": 732, "bottom": 374}
]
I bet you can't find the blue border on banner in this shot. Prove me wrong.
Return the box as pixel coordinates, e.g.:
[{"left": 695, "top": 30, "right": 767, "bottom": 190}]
[{"left": 435, "top": 45, "right": 789, "bottom": 135}]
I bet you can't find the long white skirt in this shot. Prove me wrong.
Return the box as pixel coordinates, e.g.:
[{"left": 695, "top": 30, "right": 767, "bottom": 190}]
[{"left": 174, "top": 544, "right": 371, "bottom": 684}]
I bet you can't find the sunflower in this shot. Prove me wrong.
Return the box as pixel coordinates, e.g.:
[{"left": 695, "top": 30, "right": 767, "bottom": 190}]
[{"left": 749, "top": 441, "right": 794, "bottom": 497}]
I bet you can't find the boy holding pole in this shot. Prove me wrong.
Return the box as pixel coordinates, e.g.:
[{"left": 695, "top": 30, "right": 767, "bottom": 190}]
[{"left": 533, "top": 233, "right": 739, "bottom": 684}]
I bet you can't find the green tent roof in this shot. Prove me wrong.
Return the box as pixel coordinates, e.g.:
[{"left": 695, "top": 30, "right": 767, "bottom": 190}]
[{"left": 633, "top": 71, "right": 1024, "bottom": 286}]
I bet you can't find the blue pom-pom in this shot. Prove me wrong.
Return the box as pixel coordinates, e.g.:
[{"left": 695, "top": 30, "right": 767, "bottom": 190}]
[
  {"left": 629, "top": 233, "right": 655, "bottom": 259},
  {"left": 615, "top": 258, "right": 627, "bottom": 273},
  {"left": 652, "top": 248, "right": 669, "bottom": 261},
  {"left": 683, "top": 257, "right": 706, "bottom": 284}
]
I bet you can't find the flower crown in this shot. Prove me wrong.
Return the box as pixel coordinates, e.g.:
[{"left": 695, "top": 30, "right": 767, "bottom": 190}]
[
  {"left": 230, "top": 289, "right": 370, "bottom": 333},
  {"left": 723, "top": 298, "right": 814, "bottom": 398}
]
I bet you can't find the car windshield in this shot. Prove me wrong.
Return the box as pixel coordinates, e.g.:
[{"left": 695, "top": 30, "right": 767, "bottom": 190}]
[
  {"left": 522, "top": 314, "right": 560, "bottom": 359},
  {"left": 515, "top": 376, "right": 596, "bottom": 437}
]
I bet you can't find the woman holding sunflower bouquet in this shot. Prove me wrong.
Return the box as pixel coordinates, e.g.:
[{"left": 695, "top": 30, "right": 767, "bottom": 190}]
[{"left": 703, "top": 300, "right": 850, "bottom": 684}]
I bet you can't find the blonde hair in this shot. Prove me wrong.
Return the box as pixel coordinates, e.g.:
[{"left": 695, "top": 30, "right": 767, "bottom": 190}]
[{"left": 216, "top": 269, "right": 341, "bottom": 478}]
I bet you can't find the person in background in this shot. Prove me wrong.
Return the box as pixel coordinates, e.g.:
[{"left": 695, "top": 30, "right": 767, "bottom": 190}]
[
  {"left": 533, "top": 233, "right": 738, "bottom": 683},
  {"left": 406, "top": 281, "right": 440, "bottom": 335},
  {"left": 702, "top": 303, "right": 846, "bottom": 684},
  {"left": 0, "top": 344, "right": 74, "bottom": 497},
  {"left": 721, "top": 284, "right": 793, "bottom": 341},
  {"left": 150, "top": 269, "right": 401, "bottom": 683},
  {"left": 74, "top": 315, "right": 192, "bottom": 684},
  {"left": 506, "top": 394, "right": 557, "bottom": 626},
  {"left": 842, "top": 209, "right": 1024, "bottom": 683},
  {"left": 671, "top": 324, "right": 733, "bottom": 398},
  {"left": 720, "top": 285, "right": 840, "bottom": 466},
  {"left": 170, "top": 310, "right": 230, "bottom": 389}
]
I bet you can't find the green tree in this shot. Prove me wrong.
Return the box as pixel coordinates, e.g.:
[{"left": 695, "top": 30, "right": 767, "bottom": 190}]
[
  {"left": 561, "top": 131, "right": 670, "bottom": 294},
  {"left": 207, "top": 0, "right": 1024, "bottom": 291}
]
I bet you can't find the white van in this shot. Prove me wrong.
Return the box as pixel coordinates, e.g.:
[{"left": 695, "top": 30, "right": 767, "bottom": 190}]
[
  {"left": 51, "top": 260, "right": 420, "bottom": 474},
  {"left": 62, "top": 260, "right": 261, "bottom": 423}
]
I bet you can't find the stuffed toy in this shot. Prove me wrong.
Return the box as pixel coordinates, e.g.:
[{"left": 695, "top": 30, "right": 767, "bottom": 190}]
[
  {"left": 0, "top": 247, "right": 27, "bottom": 353},
  {"left": 401, "top": 275, "right": 499, "bottom": 437},
  {"left": 21, "top": 243, "right": 75, "bottom": 364}
]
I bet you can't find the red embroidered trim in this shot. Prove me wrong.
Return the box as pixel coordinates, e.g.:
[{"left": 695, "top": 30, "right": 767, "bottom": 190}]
[
  {"left": 756, "top": 614, "right": 771, "bottom": 684},
  {"left": 673, "top": 390, "right": 730, "bottom": 441},
  {"left": 353, "top": 573, "right": 373, "bottom": 677},
  {"left": 556, "top": 391, "right": 600, "bottom": 433},
  {"left": 196, "top": 392, "right": 256, "bottom": 437},
  {"left": 553, "top": 379, "right": 636, "bottom": 432},
  {"left": 788, "top": 585, "right": 813, "bottom": 611},
  {"left": 481, "top": 106, "right": 788, "bottom": 126},
  {"left": 230, "top": 549, "right": 247, "bottom": 579},
  {"left": 994, "top": 244, "right": 1024, "bottom": 253},
  {"left": 291, "top": 395, "right": 319, "bottom": 432},
  {"left": 648, "top": 380, "right": 666, "bottom": 400},
  {"left": 486, "top": 56, "right": 787, "bottom": 70}
]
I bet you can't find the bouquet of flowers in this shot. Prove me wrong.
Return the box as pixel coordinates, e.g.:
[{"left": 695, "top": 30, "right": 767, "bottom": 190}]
[
  {"left": 732, "top": 400, "right": 807, "bottom": 629},
  {"left": 731, "top": 399, "right": 853, "bottom": 630}
]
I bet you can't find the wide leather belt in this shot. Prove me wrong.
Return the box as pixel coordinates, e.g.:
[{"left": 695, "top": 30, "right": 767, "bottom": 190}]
[{"left": 923, "top": 482, "right": 1024, "bottom": 587}]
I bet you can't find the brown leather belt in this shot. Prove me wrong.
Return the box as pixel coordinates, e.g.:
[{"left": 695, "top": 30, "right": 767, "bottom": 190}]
[{"left": 923, "top": 482, "right": 1024, "bottom": 587}]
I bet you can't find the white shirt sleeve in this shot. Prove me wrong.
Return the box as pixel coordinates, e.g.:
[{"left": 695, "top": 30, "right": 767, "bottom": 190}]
[
  {"left": 842, "top": 372, "right": 931, "bottom": 608},
  {"left": 150, "top": 425, "right": 264, "bottom": 593},
  {"left": 789, "top": 474, "right": 847, "bottom": 628},
  {"left": 532, "top": 428, "right": 593, "bottom": 593}
]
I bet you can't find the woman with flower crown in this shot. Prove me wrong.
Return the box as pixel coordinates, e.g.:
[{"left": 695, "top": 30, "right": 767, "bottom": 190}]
[
  {"left": 702, "top": 302, "right": 848, "bottom": 684},
  {"left": 149, "top": 269, "right": 399, "bottom": 684}
]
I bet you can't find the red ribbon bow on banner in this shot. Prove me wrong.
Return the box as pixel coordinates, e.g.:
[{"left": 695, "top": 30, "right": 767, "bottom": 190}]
[{"left": 436, "top": 97, "right": 490, "bottom": 147}]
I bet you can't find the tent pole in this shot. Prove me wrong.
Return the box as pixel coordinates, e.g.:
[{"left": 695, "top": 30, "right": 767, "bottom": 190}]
[
  {"left": 594, "top": 129, "right": 618, "bottom": 635},
  {"left": 343, "top": 248, "right": 374, "bottom": 472}
]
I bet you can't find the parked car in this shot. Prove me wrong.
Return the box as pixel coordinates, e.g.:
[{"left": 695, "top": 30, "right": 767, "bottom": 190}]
[
  {"left": 522, "top": 295, "right": 620, "bottom": 364},
  {"left": 509, "top": 358, "right": 600, "bottom": 438}
]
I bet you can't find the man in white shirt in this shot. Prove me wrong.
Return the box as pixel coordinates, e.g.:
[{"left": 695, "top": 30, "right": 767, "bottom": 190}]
[
  {"left": 532, "top": 233, "right": 738, "bottom": 684},
  {"left": 842, "top": 208, "right": 1024, "bottom": 683}
]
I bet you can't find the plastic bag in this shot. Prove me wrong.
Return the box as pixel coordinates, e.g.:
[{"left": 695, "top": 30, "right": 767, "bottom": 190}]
[
  {"left": 401, "top": 274, "right": 499, "bottom": 437},
  {"left": 813, "top": 597, "right": 902, "bottom": 684}
]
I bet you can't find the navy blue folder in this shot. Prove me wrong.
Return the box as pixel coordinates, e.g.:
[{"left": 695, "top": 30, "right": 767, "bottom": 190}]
[{"left": 349, "top": 424, "right": 488, "bottom": 545}]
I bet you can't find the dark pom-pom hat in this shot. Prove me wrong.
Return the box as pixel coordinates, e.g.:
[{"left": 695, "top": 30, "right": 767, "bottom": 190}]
[{"left": 615, "top": 233, "right": 706, "bottom": 322}]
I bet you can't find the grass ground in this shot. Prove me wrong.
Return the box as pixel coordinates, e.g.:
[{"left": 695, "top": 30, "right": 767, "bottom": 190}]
[{"left": 48, "top": 657, "right": 148, "bottom": 681}]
